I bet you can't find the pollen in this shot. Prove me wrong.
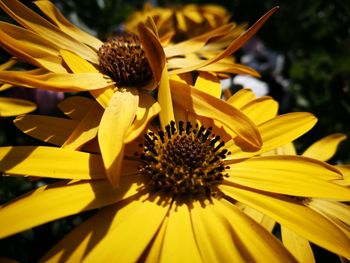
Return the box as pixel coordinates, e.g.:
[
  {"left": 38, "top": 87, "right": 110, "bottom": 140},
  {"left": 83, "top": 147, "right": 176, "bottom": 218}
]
[
  {"left": 97, "top": 33, "right": 152, "bottom": 87},
  {"left": 138, "top": 121, "right": 230, "bottom": 197}
]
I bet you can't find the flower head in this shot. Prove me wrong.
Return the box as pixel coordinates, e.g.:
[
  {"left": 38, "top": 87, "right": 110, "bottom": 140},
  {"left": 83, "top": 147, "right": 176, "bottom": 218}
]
[{"left": 1, "top": 78, "right": 350, "bottom": 261}]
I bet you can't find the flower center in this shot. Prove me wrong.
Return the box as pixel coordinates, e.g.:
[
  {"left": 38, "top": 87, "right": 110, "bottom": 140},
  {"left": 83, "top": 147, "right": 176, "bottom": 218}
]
[
  {"left": 138, "top": 121, "right": 230, "bottom": 197},
  {"left": 97, "top": 33, "right": 152, "bottom": 87}
]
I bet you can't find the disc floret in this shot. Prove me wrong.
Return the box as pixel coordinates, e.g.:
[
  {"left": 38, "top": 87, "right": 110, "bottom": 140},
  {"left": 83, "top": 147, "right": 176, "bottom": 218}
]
[
  {"left": 139, "top": 121, "right": 230, "bottom": 197},
  {"left": 98, "top": 33, "right": 152, "bottom": 87}
]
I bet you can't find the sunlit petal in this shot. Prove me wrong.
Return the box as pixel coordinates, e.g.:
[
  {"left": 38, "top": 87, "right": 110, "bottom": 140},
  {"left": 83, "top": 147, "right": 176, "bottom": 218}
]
[
  {"left": 98, "top": 89, "right": 139, "bottom": 187},
  {"left": 0, "top": 146, "right": 106, "bottom": 180},
  {"left": 221, "top": 184, "right": 350, "bottom": 259},
  {"left": 302, "top": 133, "right": 347, "bottom": 161},
  {"left": 0, "top": 176, "right": 142, "bottom": 238}
]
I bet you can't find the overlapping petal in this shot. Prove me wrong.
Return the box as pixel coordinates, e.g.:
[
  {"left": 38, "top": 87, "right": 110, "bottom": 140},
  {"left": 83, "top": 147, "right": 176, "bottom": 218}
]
[
  {"left": 0, "top": 97, "right": 36, "bottom": 117},
  {"left": 0, "top": 176, "right": 143, "bottom": 239}
]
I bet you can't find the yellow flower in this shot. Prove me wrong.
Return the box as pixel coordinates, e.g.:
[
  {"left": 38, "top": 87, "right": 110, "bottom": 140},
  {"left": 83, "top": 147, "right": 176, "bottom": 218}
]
[
  {"left": 0, "top": 0, "right": 279, "bottom": 186},
  {"left": 0, "top": 58, "right": 36, "bottom": 117},
  {"left": 1, "top": 78, "right": 350, "bottom": 262},
  {"left": 269, "top": 134, "right": 350, "bottom": 262},
  {"left": 125, "top": 3, "right": 234, "bottom": 41},
  {"left": 223, "top": 90, "right": 350, "bottom": 262}
]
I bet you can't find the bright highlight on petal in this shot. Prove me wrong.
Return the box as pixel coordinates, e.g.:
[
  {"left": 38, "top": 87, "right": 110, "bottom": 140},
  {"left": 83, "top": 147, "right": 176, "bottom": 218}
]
[
  {"left": 98, "top": 89, "right": 139, "bottom": 187},
  {"left": 0, "top": 97, "right": 36, "bottom": 117},
  {"left": 0, "top": 176, "right": 142, "bottom": 239},
  {"left": 0, "top": 146, "right": 106, "bottom": 180}
]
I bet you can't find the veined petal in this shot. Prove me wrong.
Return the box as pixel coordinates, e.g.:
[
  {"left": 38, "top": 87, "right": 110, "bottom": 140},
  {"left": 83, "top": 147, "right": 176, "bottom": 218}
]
[
  {"left": 308, "top": 199, "right": 350, "bottom": 226},
  {"left": 226, "top": 88, "right": 256, "bottom": 108},
  {"left": 228, "top": 112, "right": 317, "bottom": 158},
  {"left": 158, "top": 67, "right": 175, "bottom": 129},
  {"left": 169, "top": 7, "right": 279, "bottom": 75},
  {"left": 240, "top": 96, "right": 278, "bottom": 125},
  {"left": 98, "top": 89, "right": 139, "bottom": 187},
  {"left": 60, "top": 49, "right": 114, "bottom": 108},
  {"left": 145, "top": 217, "right": 169, "bottom": 263},
  {"left": 163, "top": 23, "right": 234, "bottom": 57},
  {"left": 62, "top": 102, "right": 103, "bottom": 150},
  {"left": 0, "top": 176, "right": 143, "bottom": 238},
  {"left": 34, "top": 0, "right": 103, "bottom": 50},
  {"left": 237, "top": 203, "right": 275, "bottom": 232},
  {"left": 197, "top": 62, "right": 260, "bottom": 77},
  {"left": 194, "top": 72, "right": 222, "bottom": 98},
  {"left": 0, "top": 70, "right": 112, "bottom": 92},
  {"left": 170, "top": 79, "right": 262, "bottom": 150},
  {"left": 225, "top": 155, "right": 350, "bottom": 200},
  {"left": 190, "top": 200, "right": 245, "bottom": 262},
  {"left": 0, "top": 146, "right": 106, "bottom": 180},
  {"left": 57, "top": 96, "right": 96, "bottom": 120},
  {"left": 214, "top": 198, "right": 297, "bottom": 262},
  {"left": 0, "top": 97, "right": 36, "bottom": 117},
  {"left": 41, "top": 193, "right": 146, "bottom": 263},
  {"left": 302, "top": 133, "right": 347, "bottom": 161},
  {"left": 125, "top": 92, "right": 161, "bottom": 143},
  {"left": 281, "top": 226, "right": 315, "bottom": 263},
  {"left": 160, "top": 202, "right": 202, "bottom": 263},
  {"left": 0, "top": 0, "right": 98, "bottom": 63},
  {"left": 84, "top": 195, "right": 170, "bottom": 263},
  {"left": 220, "top": 184, "right": 350, "bottom": 259},
  {"left": 0, "top": 22, "right": 66, "bottom": 73},
  {"left": 14, "top": 115, "right": 76, "bottom": 146}
]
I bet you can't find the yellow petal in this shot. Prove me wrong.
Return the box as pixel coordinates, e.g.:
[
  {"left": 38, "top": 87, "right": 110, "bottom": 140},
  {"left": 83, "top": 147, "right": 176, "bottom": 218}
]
[
  {"left": 62, "top": 102, "right": 103, "bottom": 150},
  {"left": 0, "top": 97, "right": 36, "bottom": 117},
  {"left": 0, "top": 57, "right": 17, "bottom": 70},
  {"left": 164, "top": 23, "right": 234, "bottom": 57},
  {"left": 125, "top": 91, "right": 160, "bottom": 143},
  {"left": 14, "top": 115, "right": 76, "bottom": 146},
  {"left": 302, "top": 133, "right": 347, "bottom": 161},
  {"left": 0, "top": 176, "right": 142, "bottom": 238},
  {"left": 226, "top": 88, "right": 256, "bottom": 108},
  {"left": 159, "top": 202, "right": 202, "bottom": 263},
  {"left": 0, "top": 0, "right": 98, "bottom": 63},
  {"left": 41, "top": 193, "right": 146, "bottom": 262},
  {"left": 214, "top": 198, "right": 297, "bottom": 262},
  {"left": 225, "top": 155, "right": 350, "bottom": 200},
  {"left": 169, "top": 7, "right": 279, "bottom": 75},
  {"left": 281, "top": 226, "right": 315, "bottom": 263},
  {"left": 145, "top": 217, "right": 168, "bottom": 263},
  {"left": 0, "top": 22, "right": 66, "bottom": 73},
  {"left": 240, "top": 96, "right": 278, "bottom": 125},
  {"left": 60, "top": 49, "right": 114, "bottom": 108},
  {"left": 308, "top": 199, "right": 350, "bottom": 226},
  {"left": 158, "top": 67, "right": 175, "bottom": 129},
  {"left": 34, "top": 0, "right": 103, "bottom": 50},
  {"left": 228, "top": 112, "right": 317, "bottom": 158},
  {"left": 170, "top": 79, "right": 262, "bottom": 150},
  {"left": 57, "top": 96, "right": 95, "bottom": 120},
  {"left": 335, "top": 165, "right": 350, "bottom": 186},
  {"left": 198, "top": 62, "right": 260, "bottom": 77},
  {"left": 138, "top": 22, "right": 166, "bottom": 85},
  {"left": 0, "top": 146, "right": 106, "bottom": 180},
  {"left": 237, "top": 203, "right": 276, "bottom": 232},
  {"left": 194, "top": 72, "right": 222, "bottom": 98},
  {"left": 0, "top": 70, "right": 111, "bottom": 92},
  {"left": 98, "top": 89, "right": 139, "bottom": 187},
  {"left": 191, "top": 200, "right": 252, "bottom": 262},
  {"left": 220, "top": 184, "right": 350, "bottom": 259},
  {"left": 84, "top": 195, "right": 170, "bottom": 263}
]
